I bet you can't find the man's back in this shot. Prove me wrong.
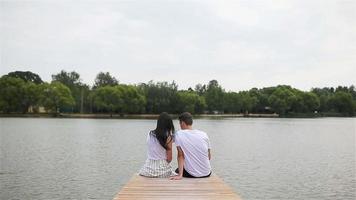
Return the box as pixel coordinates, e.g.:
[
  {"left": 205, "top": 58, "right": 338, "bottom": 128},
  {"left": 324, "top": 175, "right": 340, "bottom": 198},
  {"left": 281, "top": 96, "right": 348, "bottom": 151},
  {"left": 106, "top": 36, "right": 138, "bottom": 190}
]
[{"left": 175, "top": 129, "right": 211, "bottom": 177}]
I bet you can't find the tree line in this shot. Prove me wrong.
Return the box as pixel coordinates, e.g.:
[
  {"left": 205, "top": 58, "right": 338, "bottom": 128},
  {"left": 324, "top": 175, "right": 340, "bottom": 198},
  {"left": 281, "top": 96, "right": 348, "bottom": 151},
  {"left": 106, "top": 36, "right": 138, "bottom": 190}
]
[{"left": 0, "top": 70, "right": 355, "bottom": 116}]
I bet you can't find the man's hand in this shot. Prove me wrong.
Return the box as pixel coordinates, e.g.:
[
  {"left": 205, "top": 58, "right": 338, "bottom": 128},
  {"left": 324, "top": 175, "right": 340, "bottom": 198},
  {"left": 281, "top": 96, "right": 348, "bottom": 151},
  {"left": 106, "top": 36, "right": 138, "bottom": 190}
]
[{"left": 170, "top": 175, "right": 183, "bottom": 180}]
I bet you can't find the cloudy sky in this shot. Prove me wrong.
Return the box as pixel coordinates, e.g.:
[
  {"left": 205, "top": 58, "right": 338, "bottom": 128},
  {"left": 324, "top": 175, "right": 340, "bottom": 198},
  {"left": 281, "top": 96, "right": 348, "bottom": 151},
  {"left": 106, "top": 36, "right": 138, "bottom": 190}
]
[{"left": 1, "top": 0, "right": 355, "bottom": 91}]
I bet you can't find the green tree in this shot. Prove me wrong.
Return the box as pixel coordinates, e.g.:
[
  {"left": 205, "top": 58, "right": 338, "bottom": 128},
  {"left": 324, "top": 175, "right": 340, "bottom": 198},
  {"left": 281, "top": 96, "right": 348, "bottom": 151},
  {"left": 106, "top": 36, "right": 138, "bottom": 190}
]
[
  {"left": 248, "top": 88, "right": 271, "bottom": 113},
  {"left": 223, "top": 92, "right": 242, "bottom": 113},
  {"left": 93, "top": 72, "right": 118, "bottom": 89},
  {"left": 204, "top": 80, "right": 224, "bottom": 113},
  {"left": 6, "top": 71, "right": 43, "bottom": 84},
  {"left": 92, "top": 85, "right": 146, "bottom": 115},
  {"left": 79, "top": 84, "right": 92, "bottom": 113},
  {"left": 194, "top": 83, "right": 207, "bottom": 96},
  {"left": 0, "top": 76, "right": 26, "bottom": 113},
  {"left": 348, "top": 85, "right": 356, "bottom": 100},
  {"left": 139, "top": 81, "right": 178, "bottom": 114},
  {"left": 328, "top": 91, "right": 354, "bottom": 115},
  {"left": 311, "top": 87, "right": 334, "bottom": 112},
  {"left": 52, "top": 70, "right": 81, "bottom": 86},
  {"left": 118, "top": 85, "right": 146, "bottom": 114},
  {"left": 302, "top": 92, "right": 320, "bottom": 112},
  {"left": 239, "top": 91, "right": 258, "bottom": 113},
  {"left": 92, "top": 86, "right": 123, "bottom": 116},
  {"left": 39, "top": 82, "right": 75, "bottom": 113},
  {"left": 22, "top": 82, "right": 42, "bottom": 113},
  {"left": 268, "top": 86, "right": 297, "bottom": 114},
  {"left": 52, "top": 70, "right": 89, "bottom": 113},
  {"left": 176, "top": 91, "right": 206, "bottom": 114},
  {"left": 290, "top": 90, "right": 305, "bottom": 113}
]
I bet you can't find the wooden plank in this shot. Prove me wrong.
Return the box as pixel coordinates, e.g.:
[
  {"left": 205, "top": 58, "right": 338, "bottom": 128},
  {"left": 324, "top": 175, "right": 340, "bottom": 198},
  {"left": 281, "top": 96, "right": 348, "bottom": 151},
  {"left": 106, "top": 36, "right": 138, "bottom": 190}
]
[{"left": 113, "top": 174, "right": 241, "bottom": 200}]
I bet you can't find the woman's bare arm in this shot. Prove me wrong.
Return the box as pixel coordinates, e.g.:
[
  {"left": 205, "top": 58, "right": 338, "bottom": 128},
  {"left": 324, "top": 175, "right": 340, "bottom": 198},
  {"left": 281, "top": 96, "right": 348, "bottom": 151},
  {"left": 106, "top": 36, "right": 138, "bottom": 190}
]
[{"left": 166, "top": 136, "right": 173, "bottom": 163}]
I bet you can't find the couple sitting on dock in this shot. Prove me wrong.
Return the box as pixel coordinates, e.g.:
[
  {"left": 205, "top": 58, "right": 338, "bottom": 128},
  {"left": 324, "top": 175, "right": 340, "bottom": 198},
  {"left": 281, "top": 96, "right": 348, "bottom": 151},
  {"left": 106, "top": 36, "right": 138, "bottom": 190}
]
[{"left": 139, "top": 112, "right": 212, "bottom": 180}]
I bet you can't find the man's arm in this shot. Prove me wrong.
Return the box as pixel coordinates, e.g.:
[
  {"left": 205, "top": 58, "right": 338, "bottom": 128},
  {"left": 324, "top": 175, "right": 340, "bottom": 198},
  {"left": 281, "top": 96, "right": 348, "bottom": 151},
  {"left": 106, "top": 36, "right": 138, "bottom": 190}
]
[{"left": 170, "top": 146, "right": 184, "bottom": 180}]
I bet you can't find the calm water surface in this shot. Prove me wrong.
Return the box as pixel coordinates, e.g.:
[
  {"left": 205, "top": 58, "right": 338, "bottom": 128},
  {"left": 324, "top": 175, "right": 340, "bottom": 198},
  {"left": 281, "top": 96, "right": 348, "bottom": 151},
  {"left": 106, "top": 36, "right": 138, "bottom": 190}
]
[{"left": 0, "top": 118, "right": 355, "bottom": 200}]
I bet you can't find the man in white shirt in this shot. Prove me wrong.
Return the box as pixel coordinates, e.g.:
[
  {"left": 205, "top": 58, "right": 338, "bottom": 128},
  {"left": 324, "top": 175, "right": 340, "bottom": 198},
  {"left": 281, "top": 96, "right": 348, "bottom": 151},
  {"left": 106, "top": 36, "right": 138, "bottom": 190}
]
[{"left": 171, "top": 112, "right": 211, "bottom": 180}]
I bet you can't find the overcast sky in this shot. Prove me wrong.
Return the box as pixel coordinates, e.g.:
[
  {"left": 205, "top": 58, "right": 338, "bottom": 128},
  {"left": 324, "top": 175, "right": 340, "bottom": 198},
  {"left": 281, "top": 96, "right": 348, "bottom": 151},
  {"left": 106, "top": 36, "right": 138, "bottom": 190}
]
[{"left": 1, "top": 0, "right": 355, "bottom": 91}]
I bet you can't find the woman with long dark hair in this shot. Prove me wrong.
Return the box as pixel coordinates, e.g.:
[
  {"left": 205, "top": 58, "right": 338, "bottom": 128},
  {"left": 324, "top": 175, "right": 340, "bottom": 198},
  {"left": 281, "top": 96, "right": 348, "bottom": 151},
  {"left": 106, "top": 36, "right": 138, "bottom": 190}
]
[{"left": 139, "top": 112, "right": 176, "bottom": 177}]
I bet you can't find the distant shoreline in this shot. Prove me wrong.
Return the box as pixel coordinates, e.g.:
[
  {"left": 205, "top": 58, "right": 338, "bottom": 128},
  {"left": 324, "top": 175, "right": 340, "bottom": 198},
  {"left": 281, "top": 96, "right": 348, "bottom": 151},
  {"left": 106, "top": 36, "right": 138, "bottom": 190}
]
[
  {"left": 0, "top": 113, "right": 282, "bottom": 119},
  {"left": 1, "top": 113, "right": 352, "bottom": 119}
]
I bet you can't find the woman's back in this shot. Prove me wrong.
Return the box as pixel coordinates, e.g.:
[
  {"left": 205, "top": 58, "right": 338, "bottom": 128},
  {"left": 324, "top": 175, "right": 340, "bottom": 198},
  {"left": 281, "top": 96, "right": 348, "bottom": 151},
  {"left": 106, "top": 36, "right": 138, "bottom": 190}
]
[{"left": 146, "top": 131, "right": 167, "bottom": 160}]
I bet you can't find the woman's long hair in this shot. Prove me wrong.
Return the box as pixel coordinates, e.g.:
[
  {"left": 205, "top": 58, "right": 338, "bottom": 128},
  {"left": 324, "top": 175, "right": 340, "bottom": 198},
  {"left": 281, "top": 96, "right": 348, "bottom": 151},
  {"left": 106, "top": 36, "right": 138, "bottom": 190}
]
[{"left": 152, "top": 112, "right": 175, "bottom": 150}]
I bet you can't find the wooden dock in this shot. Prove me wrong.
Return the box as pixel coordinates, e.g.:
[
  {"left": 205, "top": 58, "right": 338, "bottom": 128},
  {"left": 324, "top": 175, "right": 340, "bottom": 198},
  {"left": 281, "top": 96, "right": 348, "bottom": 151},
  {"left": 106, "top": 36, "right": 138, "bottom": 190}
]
[{"left": 113, "top": 174, "right": 241, "bottom": 200}]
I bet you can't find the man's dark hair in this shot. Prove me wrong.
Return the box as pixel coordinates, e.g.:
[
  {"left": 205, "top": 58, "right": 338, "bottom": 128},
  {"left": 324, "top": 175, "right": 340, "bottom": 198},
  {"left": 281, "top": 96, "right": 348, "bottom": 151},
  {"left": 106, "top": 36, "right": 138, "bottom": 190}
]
[{"left": 179, "top": 112, "right": 193, "bottom": 125}]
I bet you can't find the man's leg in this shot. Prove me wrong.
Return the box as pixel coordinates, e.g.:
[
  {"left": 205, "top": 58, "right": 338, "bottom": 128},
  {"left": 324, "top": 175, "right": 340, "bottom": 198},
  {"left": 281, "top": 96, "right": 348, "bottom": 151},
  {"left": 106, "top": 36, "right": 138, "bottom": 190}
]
[
  {"left": 200, "top": 172, "right": 212, "bottom": 178},
  {"left": 174, "top": 168, "right": 195, "bottom": 178}
]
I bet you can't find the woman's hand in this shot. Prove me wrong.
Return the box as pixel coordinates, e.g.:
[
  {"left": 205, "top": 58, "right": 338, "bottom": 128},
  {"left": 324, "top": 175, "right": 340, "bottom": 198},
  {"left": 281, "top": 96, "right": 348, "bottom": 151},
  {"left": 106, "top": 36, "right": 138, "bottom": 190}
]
[{"left": 170, "top": 175, "right": 183, "bottom": 180}]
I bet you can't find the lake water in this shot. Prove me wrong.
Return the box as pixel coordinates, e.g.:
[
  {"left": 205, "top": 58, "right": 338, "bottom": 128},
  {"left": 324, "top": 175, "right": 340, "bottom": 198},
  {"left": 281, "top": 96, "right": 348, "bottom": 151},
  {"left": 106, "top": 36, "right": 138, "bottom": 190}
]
[{"left": 0, "top": 118, "right": 355, "bottom": 200}]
